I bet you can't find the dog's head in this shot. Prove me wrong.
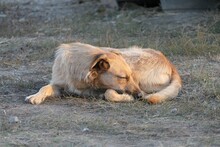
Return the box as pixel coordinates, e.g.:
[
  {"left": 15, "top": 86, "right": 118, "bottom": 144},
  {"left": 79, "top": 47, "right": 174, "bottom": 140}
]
[{"left": 85, "top": 50, "right": 141, "bottom": 94}]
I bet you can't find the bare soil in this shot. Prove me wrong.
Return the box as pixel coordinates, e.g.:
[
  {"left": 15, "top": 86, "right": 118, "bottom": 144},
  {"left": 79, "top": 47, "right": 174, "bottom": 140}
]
[{"left": 0, "top": 0, "right": 220, "bottom": 146}]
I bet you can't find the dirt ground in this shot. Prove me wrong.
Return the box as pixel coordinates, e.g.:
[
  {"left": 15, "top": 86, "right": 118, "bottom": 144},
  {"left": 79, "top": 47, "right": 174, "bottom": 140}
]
[{"left": 0, "top": 0, "right": 220, "bottom": 146}]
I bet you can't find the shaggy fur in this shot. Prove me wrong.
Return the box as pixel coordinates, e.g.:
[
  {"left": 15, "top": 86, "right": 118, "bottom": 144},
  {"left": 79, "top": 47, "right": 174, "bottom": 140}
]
[{"left": 25, "top": 42, "right": 182, "bottom": 104}]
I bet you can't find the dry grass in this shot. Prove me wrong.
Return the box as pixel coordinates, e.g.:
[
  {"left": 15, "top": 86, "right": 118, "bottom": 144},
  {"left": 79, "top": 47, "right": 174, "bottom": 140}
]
[{"left": 0, "top": 0, "right": 220, "bottom": 146}]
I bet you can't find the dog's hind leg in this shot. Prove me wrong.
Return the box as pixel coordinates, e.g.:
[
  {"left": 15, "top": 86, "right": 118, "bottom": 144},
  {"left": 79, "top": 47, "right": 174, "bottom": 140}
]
[
  {"left": 104, "top": 89, "right": 134, "bottom": 102},
  {"left": 25, "top": 84, "right": 60, "bottom": 104}
]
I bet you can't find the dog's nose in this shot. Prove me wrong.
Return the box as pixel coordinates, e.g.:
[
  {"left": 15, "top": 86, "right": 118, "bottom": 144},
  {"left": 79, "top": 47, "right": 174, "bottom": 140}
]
[
  {"left": 125, "top": 87, "right": 141, "bottom": 95},
  {"left": 133, "top": 92, "right": 143, "bottom": 99}
]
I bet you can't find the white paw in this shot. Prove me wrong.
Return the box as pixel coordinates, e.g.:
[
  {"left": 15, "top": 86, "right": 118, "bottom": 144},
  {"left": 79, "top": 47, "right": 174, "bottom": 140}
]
[
  {"left": 25, "top": 94, "right": 45, "bottom": 105},
  {"left": 105, "top": 89, "right": 134, "bottom": 102},
  {"left": 121, "top": 93, "right": 134, "bottom": 102},
  {"left": 25, "top": 95, "right": 33, "bottom": 102}
]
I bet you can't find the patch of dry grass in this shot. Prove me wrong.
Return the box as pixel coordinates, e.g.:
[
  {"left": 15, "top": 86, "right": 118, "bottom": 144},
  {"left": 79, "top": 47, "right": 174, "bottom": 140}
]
[
  {"left": 0, "top": 1, "right": 220, "bottom": 146},
  {"left": 0, "top": 37, "right": 59, "bottom": 68}
]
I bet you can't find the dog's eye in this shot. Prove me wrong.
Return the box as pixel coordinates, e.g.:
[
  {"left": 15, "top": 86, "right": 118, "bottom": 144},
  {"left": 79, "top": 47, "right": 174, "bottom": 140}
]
[{"left": 116, "top": 75, "right": 128, "bottom": 80}]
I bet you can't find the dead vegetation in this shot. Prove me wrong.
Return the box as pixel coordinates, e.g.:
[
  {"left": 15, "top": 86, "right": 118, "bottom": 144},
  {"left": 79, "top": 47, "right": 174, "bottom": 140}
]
[{"left": 0, "top": 0, "right": 220, "bottom": 146}]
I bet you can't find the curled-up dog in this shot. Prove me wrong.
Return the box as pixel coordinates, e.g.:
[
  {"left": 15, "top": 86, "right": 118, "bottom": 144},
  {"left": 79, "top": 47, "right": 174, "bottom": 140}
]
[{"left": 25, "top": 42, "right": 182, "bottom": 104}]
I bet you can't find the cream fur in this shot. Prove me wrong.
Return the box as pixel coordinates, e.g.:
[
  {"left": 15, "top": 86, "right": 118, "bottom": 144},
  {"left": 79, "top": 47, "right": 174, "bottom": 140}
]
[{"left": 25, "top": 42, "right": 182, "bottom": 104}]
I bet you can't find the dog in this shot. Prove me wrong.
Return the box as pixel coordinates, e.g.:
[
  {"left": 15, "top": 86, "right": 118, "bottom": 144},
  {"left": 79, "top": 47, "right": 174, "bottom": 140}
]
[{"left": 25, "top": 42, "right": 182, "bottom": 104}]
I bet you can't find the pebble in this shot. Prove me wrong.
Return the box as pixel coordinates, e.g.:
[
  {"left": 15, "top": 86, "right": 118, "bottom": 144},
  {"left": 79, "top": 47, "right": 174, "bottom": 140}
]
[
  {"left": 0, "top": 14, "right": 7, "bottom": 18},
  {"left": 171, "top": 108, "right": 178, "bottom": 113},
  {"left": 82, "top": 127, "right": 90, "bottom": 132},
  {"left": 9, "top": 116, "right": 20, "bottom": 124}
]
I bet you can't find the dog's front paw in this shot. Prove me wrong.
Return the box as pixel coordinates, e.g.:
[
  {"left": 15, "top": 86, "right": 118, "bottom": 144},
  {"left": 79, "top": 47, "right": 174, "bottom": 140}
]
[
  {"left": 25, "top": 94, "right": 45, "bottom": 105},
  {"left": 105, "top": 89, "right": 134, "bottom": 102}
]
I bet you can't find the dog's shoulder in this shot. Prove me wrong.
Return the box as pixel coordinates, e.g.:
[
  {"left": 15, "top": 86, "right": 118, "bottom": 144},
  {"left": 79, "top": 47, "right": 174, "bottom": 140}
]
[{"left": 119, "top": 46, "right": 159, "bottom": 58}]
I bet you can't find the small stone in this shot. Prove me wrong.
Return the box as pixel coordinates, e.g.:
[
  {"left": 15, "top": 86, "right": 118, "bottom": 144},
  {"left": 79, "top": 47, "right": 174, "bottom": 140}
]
[
  {"left": 171, "top": 108, "right": 178, "bottom": 113},
  {"left": 82, "top": 127, "right": 90, "bottom": 132},
  {"left": 9, "top": 116, "right": 20, "bottom": 124},
  {"left": 0, "top": 14, "right": 7, "bottom": 18},
  {"left": 101, "top": 0, "right": 118, "bottom": 10},
  {"left": 18, "top": 18, "right": 26, "bottom": 23}
]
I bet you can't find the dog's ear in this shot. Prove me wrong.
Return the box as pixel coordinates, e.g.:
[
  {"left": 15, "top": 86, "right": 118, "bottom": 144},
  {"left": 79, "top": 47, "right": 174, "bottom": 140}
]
[
  {"left": 91, "top": 54, "right": 110, "bottom": 72},
  {"left": 85, "top": 54, "right": 110, "bottom": 83}
]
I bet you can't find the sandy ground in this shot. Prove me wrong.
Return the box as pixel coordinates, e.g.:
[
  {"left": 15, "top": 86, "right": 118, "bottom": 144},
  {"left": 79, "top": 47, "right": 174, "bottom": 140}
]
[{"left": 0, "top": 0, "right": 220, "bottom": 146}]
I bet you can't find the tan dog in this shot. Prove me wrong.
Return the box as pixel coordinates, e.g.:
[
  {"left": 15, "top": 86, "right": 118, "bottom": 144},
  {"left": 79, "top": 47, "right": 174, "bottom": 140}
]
[{"left": 25, "top": 42, "right": 182, "bottom": 104}]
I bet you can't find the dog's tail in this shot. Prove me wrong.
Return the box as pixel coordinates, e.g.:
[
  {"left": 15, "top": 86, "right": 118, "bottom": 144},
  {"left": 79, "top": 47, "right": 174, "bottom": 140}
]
[{"left": 146, "top": 65, "right": 182, "bottom": 104}]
